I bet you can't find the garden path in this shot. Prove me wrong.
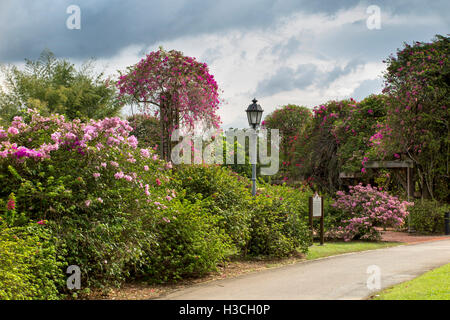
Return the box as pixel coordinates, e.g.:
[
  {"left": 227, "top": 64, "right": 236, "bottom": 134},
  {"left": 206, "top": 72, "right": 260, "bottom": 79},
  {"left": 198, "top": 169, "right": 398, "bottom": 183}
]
[{"left": 160, "top": 239, "right": 450, "bottom": 300}]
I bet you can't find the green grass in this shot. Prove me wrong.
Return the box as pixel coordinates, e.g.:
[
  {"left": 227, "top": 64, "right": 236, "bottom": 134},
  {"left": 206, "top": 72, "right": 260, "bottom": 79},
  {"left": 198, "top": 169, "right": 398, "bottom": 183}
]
[
  {"left": 372, "top": 263, "right": 450, "bottom": 300},
  {"left": 306, "top": 241, "right": 402, "bottom": 260}
]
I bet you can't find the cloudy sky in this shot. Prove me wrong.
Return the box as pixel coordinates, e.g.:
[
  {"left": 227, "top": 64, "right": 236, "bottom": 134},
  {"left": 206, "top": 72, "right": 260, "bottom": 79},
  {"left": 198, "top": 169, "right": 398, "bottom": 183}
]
[{"left": 0, "top": 0, "right": 448, "bottom": 128}]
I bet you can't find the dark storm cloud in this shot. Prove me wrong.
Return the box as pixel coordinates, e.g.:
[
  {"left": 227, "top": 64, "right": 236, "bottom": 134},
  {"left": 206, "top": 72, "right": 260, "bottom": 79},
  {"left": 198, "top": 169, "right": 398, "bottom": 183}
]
[
  {"left": 255, "top": 64, "right": 318, "bottom": 97},
  {"left": 255, "top": 59, "right": 365, "bottom": 97},
  {"left": 0, "top": 0, "right": 361, "bottom": 62},
  {"left": 320, "top": 59, "right": 364, "bottom": 86}
]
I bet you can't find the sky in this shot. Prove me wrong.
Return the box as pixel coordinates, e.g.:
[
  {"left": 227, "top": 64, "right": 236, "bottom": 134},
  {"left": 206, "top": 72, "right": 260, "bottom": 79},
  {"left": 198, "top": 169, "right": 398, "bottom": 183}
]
[{"left": 0, "top": 0, "right": 448, "bottom": 128}]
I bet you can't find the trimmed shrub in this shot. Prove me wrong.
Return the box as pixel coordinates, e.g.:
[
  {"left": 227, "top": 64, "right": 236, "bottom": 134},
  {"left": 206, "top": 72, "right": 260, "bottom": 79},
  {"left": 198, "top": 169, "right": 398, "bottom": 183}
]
[
  {"left": 171, "top": 164, "right": 252, "bottom": 252},
  {"left": 139, "top": 198, "right": 228, "bottom": 282},
  {"left": 248, "top": 184, "right": 312, "bottom": 257},
  {"left": 410, "top": 200, "right": 449, "bottom": 234}
]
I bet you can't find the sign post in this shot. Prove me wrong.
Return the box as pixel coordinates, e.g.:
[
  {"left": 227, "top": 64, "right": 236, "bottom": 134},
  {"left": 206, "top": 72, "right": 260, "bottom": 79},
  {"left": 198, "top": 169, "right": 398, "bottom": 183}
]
[{"left": 309, "top": 193, "right": 324, "bottom": 245}]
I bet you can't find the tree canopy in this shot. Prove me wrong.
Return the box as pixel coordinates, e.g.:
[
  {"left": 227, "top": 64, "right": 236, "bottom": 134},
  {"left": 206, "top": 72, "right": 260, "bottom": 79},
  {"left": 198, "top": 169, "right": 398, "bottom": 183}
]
[
  {"left": 116, "top": 47, "right": 221, "bottom": 160},
  {"left": 0, "top": 50, "right": 122, "bottom": 125},
  {"left": 372, "top": 35, "right": 449, "bottom": 200}
]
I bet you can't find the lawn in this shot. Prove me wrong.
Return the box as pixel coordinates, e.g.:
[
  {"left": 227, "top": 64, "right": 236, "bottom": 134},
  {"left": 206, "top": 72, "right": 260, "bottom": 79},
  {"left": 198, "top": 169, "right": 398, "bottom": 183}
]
[
  {"left": 372, "top": 263, "right": 450, "bottom": 300},
  {"left": 306, "top": 241, "right": 402, "bottom": 260}
]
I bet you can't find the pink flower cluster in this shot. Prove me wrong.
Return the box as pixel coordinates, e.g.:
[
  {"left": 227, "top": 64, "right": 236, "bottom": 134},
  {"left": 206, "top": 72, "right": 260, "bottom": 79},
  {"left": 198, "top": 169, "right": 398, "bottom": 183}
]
[
  {"left": 117, "top": 48, "right": 222, "bottom": 132},
  {"left": 0, "top": 109, "right": 138, "bottom": 161},
  {"left": 0, "top": 109, "right": 176, "bottom": 205},
  {"left": 332, "top": 184, "right": 413, "bottom": 241}
]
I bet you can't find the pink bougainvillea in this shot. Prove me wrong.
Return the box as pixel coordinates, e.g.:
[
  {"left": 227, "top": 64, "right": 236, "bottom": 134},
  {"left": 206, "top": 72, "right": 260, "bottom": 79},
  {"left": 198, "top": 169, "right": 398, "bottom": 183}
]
[
  {"left": 0, "top": 109, "right": 177, "bottom": 206},
  {"left": 117, "top": 48, "right": 222, "bottom": 160}
]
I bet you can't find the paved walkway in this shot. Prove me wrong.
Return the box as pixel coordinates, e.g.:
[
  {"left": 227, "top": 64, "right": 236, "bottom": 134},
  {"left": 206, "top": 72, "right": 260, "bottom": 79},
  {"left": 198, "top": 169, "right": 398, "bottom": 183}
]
[
  {"left": 161, "top": 239, "right": 450, "bottom": 300},
  {"left": 381, "top": 230, "right": 450, "bottom": 244}
]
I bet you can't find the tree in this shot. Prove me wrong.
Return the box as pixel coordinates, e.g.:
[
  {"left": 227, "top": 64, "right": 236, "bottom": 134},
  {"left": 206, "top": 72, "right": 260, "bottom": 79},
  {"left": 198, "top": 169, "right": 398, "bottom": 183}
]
[
  {"left": 263, "top": 104, "right": 312, "bottom": 181},
  {"left": 300, "top": 95, "right": 387, "bottom": 193},
  {"left": 117, "top": 48, "right": 221, "bottom": 160},
  {"left": 127, "top": 113, "right": 161, "bottom": 150},
  {"left": 0, "top": 49, "right": 122, "bottom": 125},
  {"left": 373, "top": 35, "right": 449, "bottom": 200}
]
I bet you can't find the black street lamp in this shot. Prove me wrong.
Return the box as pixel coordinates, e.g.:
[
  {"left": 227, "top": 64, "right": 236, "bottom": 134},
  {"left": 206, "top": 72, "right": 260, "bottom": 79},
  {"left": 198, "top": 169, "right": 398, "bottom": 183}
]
[
  {"left": 246, "top": 98, "right": 263, "bottom": 196},
  {"left": 246, "top": 98, "right": 264, "bottom": 130}
]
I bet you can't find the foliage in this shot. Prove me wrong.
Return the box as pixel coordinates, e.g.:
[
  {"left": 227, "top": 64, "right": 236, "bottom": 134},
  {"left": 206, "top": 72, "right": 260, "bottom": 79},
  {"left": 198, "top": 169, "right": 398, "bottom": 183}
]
[
  {"left": 117, "top": 47, "right": 221, "bottom": 159},
  {"left": 221, "top": 131, "right": 253, "bottom": 179},
  {"left": 127, "top": 113, "right": 161, "bottom": 149},
  {"left": 374, "top": 35, "right": 450, "bottom": 201},
  {"left": 409, "top": 199, "right": 449, "bottom": 234},
  {"left": 0, "top": 108, "right": 315, "bottom": 292},
  {"left": 331, "top": 184, "right": 412, "bottom": 241},
  {"left": 0, "top": 50, "right": 122, "bottom": 124},
  {"left": 0, "top": 108, "right": 170, "bottom": 288},
  {"left": 0, "top": 222, "right": 66, "bottom": 300},
  {"left": 248, "top": 183, "right": 312, "bottom": 257},
  {"left": 299, "top": 96, "right": 387, "bottom": 193},
  {"left": 263, "top": 105, "right": 312, "bottom": 180},
  {"left": 139, "top": 198, "right": 228, "bottom": 282},
  {"left": 171, "top": 164, "right": 252, "bottom": 252}
]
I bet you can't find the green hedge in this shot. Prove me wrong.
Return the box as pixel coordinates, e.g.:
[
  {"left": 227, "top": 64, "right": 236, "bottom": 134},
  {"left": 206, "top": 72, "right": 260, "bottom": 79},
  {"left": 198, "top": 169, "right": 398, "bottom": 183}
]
[
  {"left": 0, "top": 222, "right": 66, "bottom": 300},
  {"left": 410, "top": 200, "right": 449, "bottom": 234},
  {"left": 139, "top": 198, "right": 229, "bottom": 282},
  {"left": 247, "top": 184, "right": 312, "bottom": 257},
  {"left": 171, "top": 165, "right": 253, "bottom": 252}
]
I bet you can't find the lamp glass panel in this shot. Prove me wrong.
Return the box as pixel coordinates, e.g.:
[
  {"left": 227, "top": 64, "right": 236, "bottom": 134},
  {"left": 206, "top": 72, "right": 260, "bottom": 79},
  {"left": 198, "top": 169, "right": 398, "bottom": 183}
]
[
  {"left": 251, "top": 111, "right": 258, "bottom": 125},
  {"left": 256, "top": 111, "right": 262, "bottom": 125}
]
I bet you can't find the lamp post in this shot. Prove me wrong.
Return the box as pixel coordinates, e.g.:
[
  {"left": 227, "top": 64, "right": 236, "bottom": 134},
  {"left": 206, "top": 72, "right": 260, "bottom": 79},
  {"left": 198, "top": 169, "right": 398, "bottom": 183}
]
[{"left": 246, "top": 98, "right": 264, "bottom": 196}]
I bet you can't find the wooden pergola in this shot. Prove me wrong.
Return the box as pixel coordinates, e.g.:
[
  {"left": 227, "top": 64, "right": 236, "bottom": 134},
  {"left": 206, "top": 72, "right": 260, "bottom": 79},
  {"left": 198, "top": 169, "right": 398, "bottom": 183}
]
[{"left": 339, "top": 160, "right": 415, "bottom": 232}]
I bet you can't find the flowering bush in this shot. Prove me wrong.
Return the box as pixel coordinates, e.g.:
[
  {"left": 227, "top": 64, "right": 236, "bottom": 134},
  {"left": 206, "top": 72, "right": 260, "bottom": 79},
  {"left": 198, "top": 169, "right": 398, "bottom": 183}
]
[
  {"left": 374, "top": 35, "right": 449, "bottom": 201},
  {"left": 331, "top": 184, "right": 412, "bottom": 241},
  {"left": 298, "top": 96, "right": 387, "bottom": 192},
  {"left": 0, "top": 108, "right": 314, "bottom": 291},
  {"left": 0, "top": 109, "right": 172, "bottom": 287}
]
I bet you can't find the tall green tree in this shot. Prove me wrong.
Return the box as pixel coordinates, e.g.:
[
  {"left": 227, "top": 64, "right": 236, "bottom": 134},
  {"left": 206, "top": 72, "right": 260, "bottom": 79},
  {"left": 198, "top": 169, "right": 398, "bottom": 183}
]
[
  {"left": 0, "top": 49, "right": 122, "bottom": 124},
  {"left": 263, "top": 104, "right": 312, "bottom": 180}
]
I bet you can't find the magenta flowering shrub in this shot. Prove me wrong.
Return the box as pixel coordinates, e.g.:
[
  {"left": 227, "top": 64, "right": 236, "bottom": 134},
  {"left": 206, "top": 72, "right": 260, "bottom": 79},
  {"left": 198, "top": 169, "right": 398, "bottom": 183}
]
[
  {"left": 331, "top": 184, "right": 412, "bottom": 241},
  {"left": 0, "top": 109, "right": 178, "bottom": 286},
  {"left": 0, "top": 109, "right": 170, "bottom": 209},
  {"left": 0, "top": 108, "right": 234, "bottom": 287}
]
